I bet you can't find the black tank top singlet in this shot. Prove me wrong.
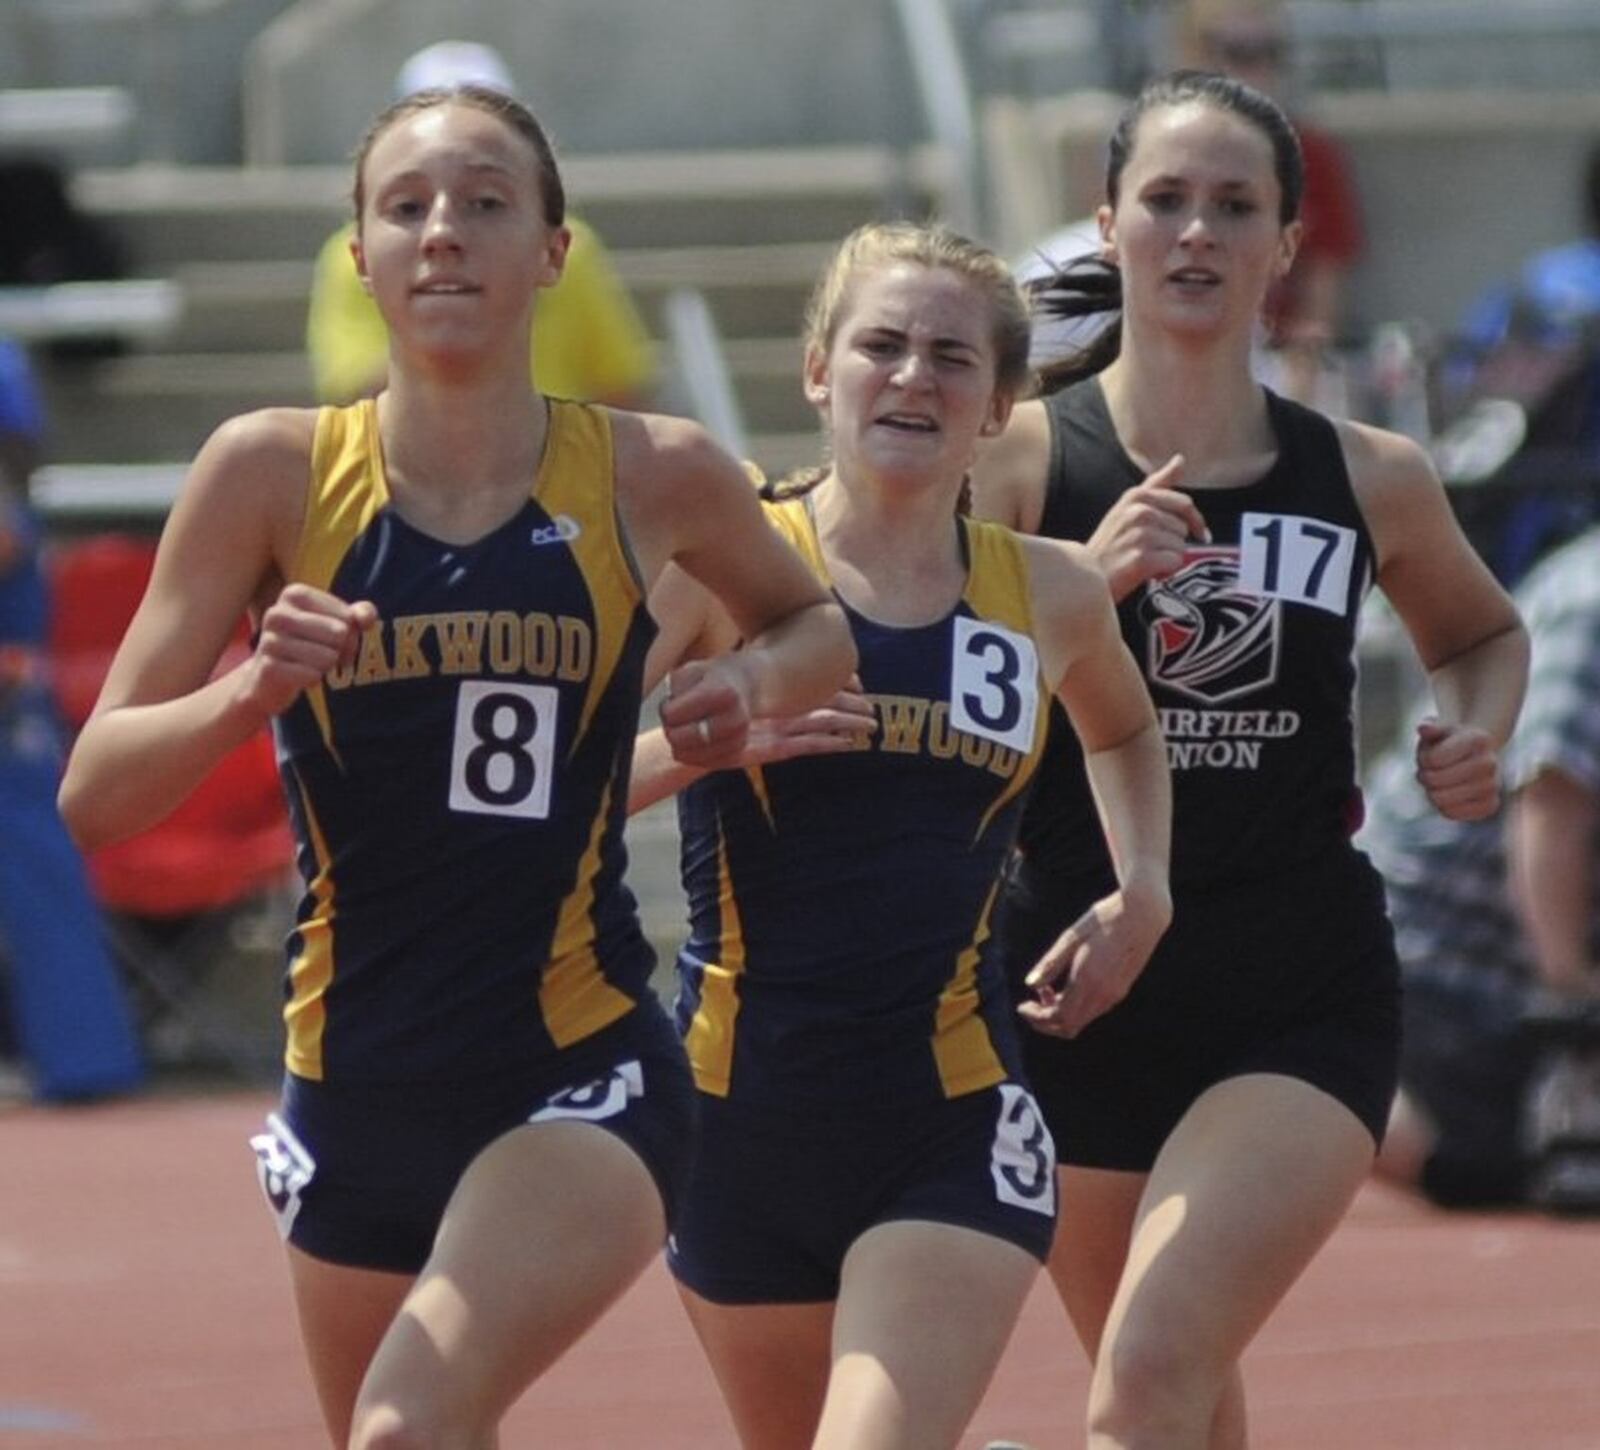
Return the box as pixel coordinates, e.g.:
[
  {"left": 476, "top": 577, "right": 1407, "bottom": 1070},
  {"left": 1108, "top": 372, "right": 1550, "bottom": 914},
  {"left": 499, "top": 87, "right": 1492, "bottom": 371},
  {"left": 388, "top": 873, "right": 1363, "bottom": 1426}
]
[{"left": 1019, "top": 378, "right": 1373, "bottom": 893}]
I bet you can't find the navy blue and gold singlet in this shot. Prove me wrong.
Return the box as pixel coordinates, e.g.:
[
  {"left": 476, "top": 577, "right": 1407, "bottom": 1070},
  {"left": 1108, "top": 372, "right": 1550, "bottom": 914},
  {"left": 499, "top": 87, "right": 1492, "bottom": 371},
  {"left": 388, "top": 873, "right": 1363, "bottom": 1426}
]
[
  {"left": 674, "top": 496, "right": 1052, "bottom": 1109},
  {"left": 272, "top": 399, "right": 657, "bottom": 1083}
]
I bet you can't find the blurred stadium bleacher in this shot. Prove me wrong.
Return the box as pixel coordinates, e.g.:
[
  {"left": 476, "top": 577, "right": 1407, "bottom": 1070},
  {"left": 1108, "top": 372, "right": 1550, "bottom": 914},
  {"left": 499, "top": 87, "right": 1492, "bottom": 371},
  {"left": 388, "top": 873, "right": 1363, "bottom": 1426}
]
[{"left": 7, "top": 0, "right": 1600, "bottom": 1057}]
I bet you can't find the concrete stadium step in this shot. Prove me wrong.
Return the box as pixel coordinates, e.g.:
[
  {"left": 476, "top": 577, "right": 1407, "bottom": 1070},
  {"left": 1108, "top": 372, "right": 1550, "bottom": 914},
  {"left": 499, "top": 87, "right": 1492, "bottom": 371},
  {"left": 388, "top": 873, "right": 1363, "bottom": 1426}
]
[
  {"left": 74, "top": 166, "right": 347, "bottom": 268},
  {"left": 161, "top": 245, "right": 828, "bottom": 356},
  {"left": 164, "top": 259, "right": 316, "bottom": 353},
  {"left": 49, "top": 145, "right": 927, "bottom": 469},
  {"left": 746, "top": 432, "right": 822, "bottom": 481},
  {"left": 37, "top": 337, "right": 816, "bottom": 473},
  {"left": 52, "top": 335, "right": 800, "bottom": 411},
  {"left": 38, "top": 350, "right": 312, "bottom": 462},
  {"left": 138, "top": 337, "right": 808, "bottom": 434},
  {"left": 74, "top": 253, "right": 818, "bottom": 442},
  {"left": 620, "top": 242, "right": 828, "bottom": 340},
  {"left": 74, "top": 147, "right": 941, "bottom": 269},
  {"left": 64, "top": 350, "right": 312, "bottom": 398},
  {"left": 716, "top": 337, "right": 813, "bottom": 434},
  {"left": 30, "top": 429, "right": 824, "bottom": 534}
]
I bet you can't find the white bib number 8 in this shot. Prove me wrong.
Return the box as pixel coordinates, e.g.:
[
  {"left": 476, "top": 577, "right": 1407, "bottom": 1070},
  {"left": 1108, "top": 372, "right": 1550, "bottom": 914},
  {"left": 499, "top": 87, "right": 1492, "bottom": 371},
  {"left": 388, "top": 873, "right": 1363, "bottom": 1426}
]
[{"left": 448, "top": 681, "right": 559, "bottom": 819}]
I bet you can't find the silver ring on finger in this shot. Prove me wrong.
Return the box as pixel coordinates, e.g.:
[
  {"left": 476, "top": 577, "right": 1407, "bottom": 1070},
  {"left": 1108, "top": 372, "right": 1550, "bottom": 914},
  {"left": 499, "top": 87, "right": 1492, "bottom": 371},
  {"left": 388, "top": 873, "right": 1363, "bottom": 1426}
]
[{"left": 697, "top": 718, "right": 712, "bottom": 745}]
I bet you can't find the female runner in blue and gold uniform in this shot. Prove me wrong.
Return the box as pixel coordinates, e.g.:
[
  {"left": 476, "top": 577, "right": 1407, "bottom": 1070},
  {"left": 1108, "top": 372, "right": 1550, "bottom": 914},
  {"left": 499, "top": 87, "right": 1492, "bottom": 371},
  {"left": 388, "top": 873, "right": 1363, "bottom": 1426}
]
[
  {"left": 632, "top": 223, "right": 1172, "bottom": 1450},
  {"left": 58, "top": 85, "right": 853, "bottom": 1449}
]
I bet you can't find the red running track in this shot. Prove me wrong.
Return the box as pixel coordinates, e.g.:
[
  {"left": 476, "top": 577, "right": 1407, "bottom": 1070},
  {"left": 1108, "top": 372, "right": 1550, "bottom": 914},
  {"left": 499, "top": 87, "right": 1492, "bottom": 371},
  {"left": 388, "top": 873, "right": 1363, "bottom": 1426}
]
[{"left": 1, "top": 1091, "right": 1596, "bottom": 1448}]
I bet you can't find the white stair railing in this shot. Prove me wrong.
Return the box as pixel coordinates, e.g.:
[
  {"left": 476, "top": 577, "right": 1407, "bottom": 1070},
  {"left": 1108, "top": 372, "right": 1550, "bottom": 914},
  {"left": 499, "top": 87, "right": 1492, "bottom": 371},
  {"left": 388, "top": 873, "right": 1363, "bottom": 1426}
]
[
  {"left": 662, "top": 288, "right": 750, "bottom": 462},
  {"left": 889, "top": 0, "right": 983, "bottom": 238}
]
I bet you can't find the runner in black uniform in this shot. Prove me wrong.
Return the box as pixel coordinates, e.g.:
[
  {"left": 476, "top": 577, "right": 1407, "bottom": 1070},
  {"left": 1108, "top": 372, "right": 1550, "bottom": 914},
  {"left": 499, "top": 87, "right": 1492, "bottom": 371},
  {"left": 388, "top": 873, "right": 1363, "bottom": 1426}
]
[
  {"left": 973, "top": 70, "right": 1528, "bottom": 1449},
  {"left": 1010, "top": 374, "right": 1408, "bottom": 1159}
]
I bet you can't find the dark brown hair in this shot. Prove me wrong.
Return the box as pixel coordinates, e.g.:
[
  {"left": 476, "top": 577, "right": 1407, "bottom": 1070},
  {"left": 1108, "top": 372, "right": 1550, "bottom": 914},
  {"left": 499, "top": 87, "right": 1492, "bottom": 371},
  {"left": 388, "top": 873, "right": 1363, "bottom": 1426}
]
[
  {"left": 1033, "top": 69, "right": 1304, "bottom": 394},
  {"left": 351, "top": 84, "right": 565, "bottom": 229}
]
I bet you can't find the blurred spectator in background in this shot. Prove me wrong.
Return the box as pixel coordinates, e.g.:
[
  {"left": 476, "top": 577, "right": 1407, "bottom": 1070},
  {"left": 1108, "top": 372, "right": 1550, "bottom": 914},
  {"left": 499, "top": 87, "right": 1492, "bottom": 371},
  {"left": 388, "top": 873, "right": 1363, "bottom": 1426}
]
[
  {"left": 0, "top": 156, "right": 130, "bottom": 360},
  {"left": 1432, "top": 140, "right": 1600, "bottom": 583},
  {"left": 1364, "top": 524, "right": 1600, "bottom": 1213},
  {"left": 1176, "top": 0, "right": 1365, "bottom": 403},
  {"left": 1451, "top": 140, "right": 1600, "bottom": 426},
  {"left": 306, "top": 40, "right": 657, "bottom": 408},
  {"left": 0, "top": 337, "right": 145, "bottom": 1102},
  {"left": 1015, "top": 0, "right": 1364, "bottom": 404}
]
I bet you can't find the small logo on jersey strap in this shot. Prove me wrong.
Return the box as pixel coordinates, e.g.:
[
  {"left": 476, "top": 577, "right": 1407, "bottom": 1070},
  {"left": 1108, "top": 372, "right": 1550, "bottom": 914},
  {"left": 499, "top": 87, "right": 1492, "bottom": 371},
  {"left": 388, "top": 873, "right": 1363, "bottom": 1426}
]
[
  {"left": 1141, "top": 548, "right": 1280, "bottom": 704},
  {"left": 530, "top": 514, "right": 581, "bottom": 546}
]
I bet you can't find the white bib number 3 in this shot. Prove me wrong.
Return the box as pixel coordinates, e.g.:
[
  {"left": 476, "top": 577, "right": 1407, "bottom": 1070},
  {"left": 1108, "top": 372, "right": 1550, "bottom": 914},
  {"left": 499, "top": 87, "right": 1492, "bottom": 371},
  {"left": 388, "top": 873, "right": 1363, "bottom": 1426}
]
[
  {"left": 950, "top": 617, "right": 1039, "bottom": 755},
  {"left": 448, "top": 681, "right": 559, "bottom": 819},
  {"left": 991, "top": 1083, "right": 1057, "bottom": 1217}
]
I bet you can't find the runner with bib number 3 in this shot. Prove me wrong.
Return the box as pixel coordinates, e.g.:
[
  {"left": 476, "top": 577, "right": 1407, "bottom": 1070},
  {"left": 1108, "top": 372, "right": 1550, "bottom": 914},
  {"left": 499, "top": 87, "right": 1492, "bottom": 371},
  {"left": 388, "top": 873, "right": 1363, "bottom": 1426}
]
[{"left": 630, "top": 222, "right": 1172, "bottom": 1450}]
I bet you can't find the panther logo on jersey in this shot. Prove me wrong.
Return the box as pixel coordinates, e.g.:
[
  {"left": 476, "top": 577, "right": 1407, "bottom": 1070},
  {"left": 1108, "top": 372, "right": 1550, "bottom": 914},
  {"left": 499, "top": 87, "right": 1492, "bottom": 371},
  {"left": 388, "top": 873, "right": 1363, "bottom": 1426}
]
[{"left": 1139, "top": 548, "right": 1279, "bottom": 704}]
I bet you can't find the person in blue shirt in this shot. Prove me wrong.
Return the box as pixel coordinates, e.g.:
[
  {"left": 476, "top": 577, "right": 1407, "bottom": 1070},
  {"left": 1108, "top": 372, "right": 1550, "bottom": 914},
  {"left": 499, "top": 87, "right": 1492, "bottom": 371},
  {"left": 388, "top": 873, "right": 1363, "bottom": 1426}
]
[
  {"left": 1440, "top": 141, "right": 1600, "bottom": 582},
  {"left": 0, "top": 337, "right": 145, "bottom": 1101},
  {"left": 1456, "top": 142, "right": 1600, "bottom": 386}
]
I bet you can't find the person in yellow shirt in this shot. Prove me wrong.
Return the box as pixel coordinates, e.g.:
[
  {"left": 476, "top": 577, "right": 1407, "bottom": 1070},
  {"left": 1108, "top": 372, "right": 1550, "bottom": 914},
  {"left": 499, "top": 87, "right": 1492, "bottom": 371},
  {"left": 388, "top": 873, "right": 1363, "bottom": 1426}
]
[{"left": 305, "top": 41, "right": 656, "bottom": 408}]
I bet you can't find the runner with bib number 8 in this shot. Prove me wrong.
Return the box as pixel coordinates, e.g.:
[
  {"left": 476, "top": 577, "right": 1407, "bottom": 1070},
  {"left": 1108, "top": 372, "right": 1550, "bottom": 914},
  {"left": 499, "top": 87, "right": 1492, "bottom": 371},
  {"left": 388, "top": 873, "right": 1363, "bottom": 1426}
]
[{"left": 56, "top": 84, "right": 853, "bottom": 1449}]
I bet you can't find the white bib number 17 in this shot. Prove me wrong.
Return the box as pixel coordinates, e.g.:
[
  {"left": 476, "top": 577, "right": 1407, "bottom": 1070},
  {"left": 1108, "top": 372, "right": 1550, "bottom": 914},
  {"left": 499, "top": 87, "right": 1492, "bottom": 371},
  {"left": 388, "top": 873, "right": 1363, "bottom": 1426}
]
[
  {"left": 448, "top": 681, "right": 559, "bottom": 818},
  {"left": 1237, "top": 512, "right": 1356, "bottom": 616}
]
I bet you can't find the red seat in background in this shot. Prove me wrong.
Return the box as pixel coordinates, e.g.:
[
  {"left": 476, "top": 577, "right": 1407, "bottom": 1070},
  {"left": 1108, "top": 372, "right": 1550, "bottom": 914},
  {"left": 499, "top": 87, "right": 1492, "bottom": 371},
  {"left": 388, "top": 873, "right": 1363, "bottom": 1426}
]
[{"left": 44, "top": 532, "right": 293, "bottom": 1077}]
